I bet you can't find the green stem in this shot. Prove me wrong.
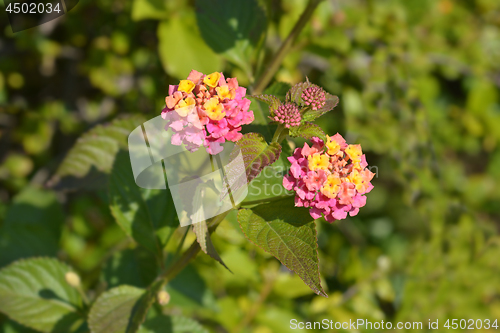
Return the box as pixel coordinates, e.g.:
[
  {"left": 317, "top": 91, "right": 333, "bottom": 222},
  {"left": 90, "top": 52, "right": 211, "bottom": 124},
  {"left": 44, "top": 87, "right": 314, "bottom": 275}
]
[
  {"left": 251, "top": 0, "right": 323, "bottom": 94},
  {"left": 171, "top": 226, "right": 189, "bottom": 260},
  {"left": 271, "top": 124, "right": 285, "bottom": 143},
  {"left": 276, "top": 128, "right": 289, "bottom": 144},
  {"left": 215, "top": 154, "right": 236, "bottom": 208},
  {"left": 76, "top": 286, "right": 90, "bottom": 307},
  {"left": 158, "top": 211, "right": 230, "bottom": 282}
]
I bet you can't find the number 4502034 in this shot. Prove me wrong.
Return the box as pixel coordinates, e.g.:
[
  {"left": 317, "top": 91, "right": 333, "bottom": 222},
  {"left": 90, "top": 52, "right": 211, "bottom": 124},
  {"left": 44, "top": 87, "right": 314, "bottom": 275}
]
[
  {"left": 444, "top": 319, "right": 498, "bottom": 330},
  {"left": 5, "top": 2, "right": 62, "bottom": 14}
]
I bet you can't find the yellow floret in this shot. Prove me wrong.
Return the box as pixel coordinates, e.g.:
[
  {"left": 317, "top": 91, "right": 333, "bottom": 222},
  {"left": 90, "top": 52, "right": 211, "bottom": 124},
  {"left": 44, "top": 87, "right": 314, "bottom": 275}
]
[
  {"left": 326, "top": 135, "right": 341, "bottom": 155},
  {"left": 347, "top": 169, "right": 364, "bottom": 191},
  {"left": 321, "top": 175, "right": 342, "bottom": 198},
  {"left": 216, "top": 85, "right": 235, "bottom": 100},
  {"left": 203, "top": 72, "right": 221, "bottom": 88},
  {"left": 308, "top": 153, "right": 330, "bottom": 171},
  {"left": 204, "top": 97, "right": 225, "bottom": 121},
  {"left": 175, "top": 97, "right": 195, "bottom": 116},
  {"left": 345, "top": 144, "right": 362, "bottom": 163},
  {"left": 178, "top": 80, "right": 195, "bottom": 93}
]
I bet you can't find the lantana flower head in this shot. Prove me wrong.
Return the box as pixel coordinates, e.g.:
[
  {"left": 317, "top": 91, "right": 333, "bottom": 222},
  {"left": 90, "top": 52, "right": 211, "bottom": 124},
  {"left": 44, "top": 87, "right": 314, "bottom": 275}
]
[
  {"left": 301, "top": 86, "right": 326, "bottom": 111},
  {"left": 271, "top": 103, "right": 301, "bottom": 128},
  {"left": 162, "top": 70, "right": 254, "bottom": 155},
  {"left": 283, "top": 134, "right": 375, "bottom": 222}
]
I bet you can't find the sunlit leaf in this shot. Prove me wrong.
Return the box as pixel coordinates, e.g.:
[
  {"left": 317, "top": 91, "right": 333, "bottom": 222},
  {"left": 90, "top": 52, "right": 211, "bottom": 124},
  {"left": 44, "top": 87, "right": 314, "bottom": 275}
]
[
  {"left": 48, "top": 115, "right": 146, "bottom": 190},
  {"left": 193, "top": 220, "right": 230, "bottom": 271},
  {"left": 301, "top": 93, "right": 339, "bottom": 122},
  {"left": 286, "top": 81, "right": 314, "bottom": 105},
  {"left": 0, "top": 258, "right": 84, "bottom": 333},
  {"left": 89, "top": 281, "right": 172, "bottom": 333},
  {"left": 238, "top": 197, "right": 327, "bottom": 297},
  {"left": 126, "top": 280, "right": 165, "bottom": 333},
  {"left": 88, "top": 285, "right": 144, "bottom": 333},
  {"left": 286, "top": 81, "right": 340, "bottom": 121},
  {"left": 289, "top": 122, "right": 326, "bottom": 141},
  {"left": 131, "top": 0, "right": 169, "bottom": 21},
  {"left": 251, "top": 95, "right": 281, "bottom": 115},
  {"left": 157, "top": 15, "right": 223, "bottom": 79}
]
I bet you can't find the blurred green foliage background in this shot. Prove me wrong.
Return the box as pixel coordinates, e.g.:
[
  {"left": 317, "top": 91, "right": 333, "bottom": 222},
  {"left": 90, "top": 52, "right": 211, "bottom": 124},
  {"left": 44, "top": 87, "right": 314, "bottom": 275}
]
[{"left": 1, "top": 0, "right": 500, "bottom": 332}]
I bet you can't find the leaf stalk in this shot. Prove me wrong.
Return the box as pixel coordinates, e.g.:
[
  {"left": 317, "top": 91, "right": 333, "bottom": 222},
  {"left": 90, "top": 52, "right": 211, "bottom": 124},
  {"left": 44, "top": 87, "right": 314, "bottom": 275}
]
[{"left": 251, "top": 0, "right": 323, "bottom": 94}]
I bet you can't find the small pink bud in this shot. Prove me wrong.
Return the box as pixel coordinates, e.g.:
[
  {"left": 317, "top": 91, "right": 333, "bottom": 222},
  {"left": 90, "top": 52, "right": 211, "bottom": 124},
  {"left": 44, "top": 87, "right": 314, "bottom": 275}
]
[
  {"left": 301, "top": 86, "right": 326, "bottom": 111},
  {"left": 272, "top": 103, "right": 302, "bottom": 128}
]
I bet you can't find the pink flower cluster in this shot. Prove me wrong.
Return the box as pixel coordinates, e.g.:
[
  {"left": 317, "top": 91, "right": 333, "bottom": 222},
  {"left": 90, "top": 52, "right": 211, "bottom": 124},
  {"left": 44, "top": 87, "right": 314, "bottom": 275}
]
[
  {"left": 271, "top": 103, "right": 301, "bottom": 128},
  {"left": 302, "top": 86, "right": 326, "bottom": 111},
  {"left": 161, "top": 70, "right": 254, "bottom": 155},
  {"left": 283, "top": 134, "right": 375, "bottom": 222}
]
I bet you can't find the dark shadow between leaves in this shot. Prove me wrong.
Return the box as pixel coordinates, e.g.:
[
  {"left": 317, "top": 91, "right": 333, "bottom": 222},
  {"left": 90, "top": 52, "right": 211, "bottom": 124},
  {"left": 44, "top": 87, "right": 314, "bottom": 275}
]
[
  {"left": 47, "top": 165, "right": 108, "bottom": 192},
  {"left": 39, "top": 289, "right": 66, "bottom": 303},
  {"left": 49, "top": 312, "right": 85, "bottom": 333},
  {"left": 37, "top": 290, "right": 85, "bottom": 333},
  {"left": 141, "top": 314, "right": 174, "bottom": 333},
  {"left": 167, "top": 264, "right": 209, "bottom": 306},
  {"left": 242, "top": 124, "right": 275, "bottom": 143},
  {"left": 249, "top": 197, "right": 313, "bottom": 227},
  {"left": 1, "top": 194, "right": 63, "bottom": 265},
  {"left": 195, "top": 0, "right": 266, "bottom": 53},
  {"left": 101, "top": 248, "right": 158, "bottom": 289}
]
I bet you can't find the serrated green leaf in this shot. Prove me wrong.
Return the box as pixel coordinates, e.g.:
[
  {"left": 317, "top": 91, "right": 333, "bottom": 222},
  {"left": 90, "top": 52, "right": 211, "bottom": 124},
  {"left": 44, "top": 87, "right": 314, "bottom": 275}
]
[
  {"left": 90, "top": 280, "right": 169, "bottom": 333},
  {"left": 301, "top": 93, "right": 339, "bottom": 122},
  {"left": 237, "top": 198, "right": 327, "bottom": 297},
  {"left": 48, "top": 115, "right": 146, "bottom": 190},
  {"left": 289, "top": 122, "right": 326, "bottom": 141},
  {"left": 0, "top": 258, "right": 84, "bottom": 333},
  {"left": 236, "top": 133, "right": 281, "bottom": 184},
  {"left": 87, "top": 281, "right": 167, "bottom": 333},
  {"left": 195, "top": 0, "right": 266, "bottom": 76},
  {"left": 264, "top": 82, "right": 292, "bottom": 101},
  {"left": 158, "top": 15, "right": 222, "bottom": 79},
  {"left": 108, "top": 151, "right": 177, "bottom": 258},
  {"left": 286, "top": 81, "right": 314, "bottom": 105},
  {"left": 251, "top": 95, "right": 281, "bottom": 115},
  {"left": 88, "top": 285, "right": 144, "bottom": 333},
  {"left": 138, "top": 314, "right": 209, "bottom": 333},
  {"left": 193, "top": 220, "right": 230, "bottom": 271},
  {"left": 126, "top": 280, "right": 165, "bottom": 333}
]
